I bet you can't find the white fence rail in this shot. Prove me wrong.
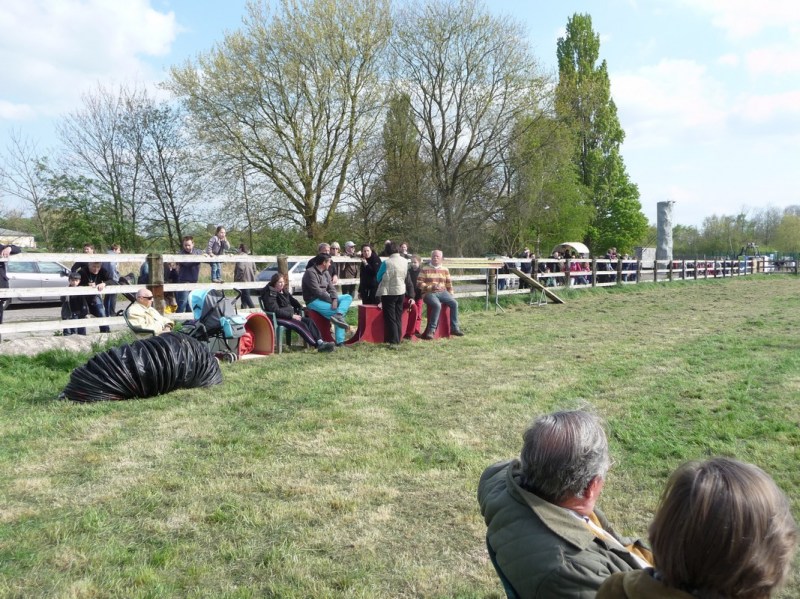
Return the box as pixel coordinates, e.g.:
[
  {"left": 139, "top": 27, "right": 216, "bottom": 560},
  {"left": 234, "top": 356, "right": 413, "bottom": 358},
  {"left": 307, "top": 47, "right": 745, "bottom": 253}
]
[{"left": 0, "top": 253, "right": 786, "bottom": 340}]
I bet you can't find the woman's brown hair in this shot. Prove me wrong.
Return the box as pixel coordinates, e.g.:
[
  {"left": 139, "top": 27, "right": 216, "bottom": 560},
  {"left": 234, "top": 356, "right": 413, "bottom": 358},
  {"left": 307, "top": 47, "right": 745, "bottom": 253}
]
[
  {"left": 269, "top": 273, "right": 286, "bottom": 287},
  {"left": 650, "top": 457, "right": 796, "bottom": 598}
]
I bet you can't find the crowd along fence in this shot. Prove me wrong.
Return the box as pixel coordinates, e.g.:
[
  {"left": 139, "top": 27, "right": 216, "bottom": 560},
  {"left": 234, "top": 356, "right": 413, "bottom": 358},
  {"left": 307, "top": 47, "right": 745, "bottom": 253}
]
[{"left": 0, "top": 252, "right": 789, "bottom": 342}]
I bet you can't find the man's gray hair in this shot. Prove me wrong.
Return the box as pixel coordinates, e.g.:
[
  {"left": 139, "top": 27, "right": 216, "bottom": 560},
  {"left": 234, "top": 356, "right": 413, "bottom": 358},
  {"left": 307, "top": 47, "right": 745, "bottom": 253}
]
[{"left": 518, "top": 410, "right": 610, "bottom": 503}]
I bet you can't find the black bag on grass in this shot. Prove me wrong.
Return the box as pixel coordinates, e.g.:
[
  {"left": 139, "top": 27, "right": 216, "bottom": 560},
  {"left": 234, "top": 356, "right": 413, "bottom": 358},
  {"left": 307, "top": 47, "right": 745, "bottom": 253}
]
[{"left": 60, "top": 332, "right": 222, "bottom": 402}]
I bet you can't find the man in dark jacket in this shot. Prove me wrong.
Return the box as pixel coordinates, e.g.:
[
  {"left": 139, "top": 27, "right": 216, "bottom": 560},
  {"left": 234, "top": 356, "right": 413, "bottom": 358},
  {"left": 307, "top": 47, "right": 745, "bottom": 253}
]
[
  {"left": 478, "top": 410, "right": 652, "bottom": 598},
  {"left": 0, "top": 242, "right": 21, "bottom": 337},
  {"left": 301, "top": 253, "right": 352, "bottom": 346}
]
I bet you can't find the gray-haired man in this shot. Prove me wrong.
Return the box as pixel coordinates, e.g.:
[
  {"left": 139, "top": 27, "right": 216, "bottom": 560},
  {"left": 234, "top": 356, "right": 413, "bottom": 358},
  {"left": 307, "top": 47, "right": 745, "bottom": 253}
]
[{"left": 478, "top": 410, "right": 652, "bottom": 598}]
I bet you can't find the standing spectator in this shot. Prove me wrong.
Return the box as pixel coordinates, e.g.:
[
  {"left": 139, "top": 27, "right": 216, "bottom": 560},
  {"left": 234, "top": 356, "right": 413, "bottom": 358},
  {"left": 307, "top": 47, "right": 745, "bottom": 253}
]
[
  {"left": 61, "top": 271, "right": 89, "bottom": 335},
  {"left": 339, "top": 241, "right": 359, "bottom": 297},
  {"left": 381, "top": 240, "right": 393, "bottom": 257},
  {"left": 70, "top": 242, "right": 95, "bottom": 274},
  {"left": 518, "top": 247, "right": 532, "bottom": 289},
  {"left": 207, "top": 226, "right": 230, "bottom": 283},
  {"left": 417, "top": 249, "right": 464, "bottom": 338},
  {"left": 102, "top": 243, "right": 121, "bottom": 317},
  {"left": 301, "top": 252, "right": 353, "bottom": 347},
  {"left": 359, "top": 243, "right": 381, "bottom": 305},
  {"left": 399, "top": 241, "right": 411, "bottom": 259},
  {"left": 307, "top": 242, "right": 338, "bottom": 285},
  {"left": 164, "top": 262, "right": 179, "bottom": 312},
  {"left": 234, "top": 243, "right": 256, "bottom": 309},
  {"left": 404, "top": 254, "right": 423, "bottom": 339},
  {"left": 177, "top": 236, "right": 202, "bottom": 313},
  {"left": 376, "top": 241, "right": 410, "bottom": 346},
  {"left": 78, "top": 262, "right": 111, "bottom": 333},
  {"left": 0, "top": 241, "right": 22, "bottom": 338}
]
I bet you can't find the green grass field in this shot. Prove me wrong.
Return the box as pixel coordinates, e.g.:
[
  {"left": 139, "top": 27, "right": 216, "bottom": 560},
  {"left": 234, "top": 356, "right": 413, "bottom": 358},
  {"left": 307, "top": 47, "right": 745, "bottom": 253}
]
[{"left": 1, "top": 276, "right": 798, "bottom": 598}]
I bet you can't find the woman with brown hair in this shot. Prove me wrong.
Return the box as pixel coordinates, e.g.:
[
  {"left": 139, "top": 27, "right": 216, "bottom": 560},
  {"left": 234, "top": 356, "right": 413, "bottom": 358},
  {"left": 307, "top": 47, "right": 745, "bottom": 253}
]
[
  {"left": 597, "top": 457, "right": 797, "bottom": 599},
  {"left": 260, "top": 273, "right": 335, "bottom": 352}
]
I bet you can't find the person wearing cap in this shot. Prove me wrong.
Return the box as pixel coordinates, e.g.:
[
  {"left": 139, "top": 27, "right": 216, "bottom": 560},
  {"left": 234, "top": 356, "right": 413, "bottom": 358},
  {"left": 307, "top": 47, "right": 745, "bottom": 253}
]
[
  {"left": 61, "top": 271, "right": 89, "bottom": 335},
  {"left": 339, "top": 241, "right": 359, "bottom": 297},
  {"left": 329, "top": 241, "right": 342, "bottom": 286},
  {"left": 126, "top": 289, "right": 175, "bottom": 335}
]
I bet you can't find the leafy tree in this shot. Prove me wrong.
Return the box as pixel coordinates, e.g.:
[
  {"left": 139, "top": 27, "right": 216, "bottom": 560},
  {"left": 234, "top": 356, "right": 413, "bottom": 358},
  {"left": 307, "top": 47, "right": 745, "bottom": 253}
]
[
  {"left": 392, "top": 0, "right": 543, "bottom": 255},
  {"left": 495, "top": 112, "right": 591, "bottom": 256},
  {"left": 378, "top": 92, "right": 432, "bottom": 247},
  {"left": 555, "top": 13, "right": 647, "bottom": 254},
  {"left": 774, "top": 214, "right": 800, "bottom": 253},
  {"left": 167, "top": 0, "right": 392, "bottom": 240}
]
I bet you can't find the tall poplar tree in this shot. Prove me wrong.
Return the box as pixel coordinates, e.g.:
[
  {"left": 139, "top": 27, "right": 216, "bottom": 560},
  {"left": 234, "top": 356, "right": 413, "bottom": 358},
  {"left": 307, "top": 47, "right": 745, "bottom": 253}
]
[{"left": 555, "top": 13, "right": 647, "bottom": 253}]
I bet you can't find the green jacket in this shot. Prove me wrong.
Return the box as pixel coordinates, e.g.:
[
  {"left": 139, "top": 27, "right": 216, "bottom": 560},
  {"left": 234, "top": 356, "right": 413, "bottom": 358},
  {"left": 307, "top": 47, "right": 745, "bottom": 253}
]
[
  {"left": 597, "top": 570, "right": 695, "bottom": 599},
  {"left": 478, "top": 460, "right": 647, "bottom": 598}
]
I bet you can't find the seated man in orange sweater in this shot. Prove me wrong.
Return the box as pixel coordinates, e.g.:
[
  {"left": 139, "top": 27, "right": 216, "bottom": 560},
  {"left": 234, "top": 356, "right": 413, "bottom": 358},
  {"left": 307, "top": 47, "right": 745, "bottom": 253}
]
[{"left": 416, "top": 249, "right": 464, "bottom": 338}]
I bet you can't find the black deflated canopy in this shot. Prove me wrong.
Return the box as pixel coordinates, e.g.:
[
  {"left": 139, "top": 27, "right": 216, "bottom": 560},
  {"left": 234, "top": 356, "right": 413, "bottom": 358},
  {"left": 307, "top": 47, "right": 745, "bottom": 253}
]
[{"left": 60, "top": 332, "right": 223, "bottom": 402}]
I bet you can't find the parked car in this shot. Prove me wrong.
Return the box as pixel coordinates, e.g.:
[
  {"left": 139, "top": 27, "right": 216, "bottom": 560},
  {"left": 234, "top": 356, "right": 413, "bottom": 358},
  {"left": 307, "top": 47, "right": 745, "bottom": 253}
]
[
  {"left": 255, "top": 260, "right": 308, "bottom": 294},
  {"left": 5, "top": 260, "right": 71, "bottom": 305}
]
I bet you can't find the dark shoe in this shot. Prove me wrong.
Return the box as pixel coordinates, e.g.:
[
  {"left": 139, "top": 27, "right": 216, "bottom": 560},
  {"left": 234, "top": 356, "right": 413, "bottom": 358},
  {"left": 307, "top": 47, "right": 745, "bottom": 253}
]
[
  {"left": 421, "top": 328, "right": 435, "bottom": 340},
  {"left": 330, "top": 313, "right": 349, "bottom": 329},
  {"left": 451, "top": 328, "right": 465, "bottom": 337},
  {"left": 317, "top": 341, "right": 336, "bottom": 353}
]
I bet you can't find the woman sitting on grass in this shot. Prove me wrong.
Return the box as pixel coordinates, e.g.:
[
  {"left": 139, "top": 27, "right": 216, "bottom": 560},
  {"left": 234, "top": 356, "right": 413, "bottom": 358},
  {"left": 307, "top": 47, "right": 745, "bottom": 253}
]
[
  {"left": 597, "top": 457, "right": 797, "bottom": 599},
  {"left": 260, "top": 273, "right": 335, "bottom": 352}
]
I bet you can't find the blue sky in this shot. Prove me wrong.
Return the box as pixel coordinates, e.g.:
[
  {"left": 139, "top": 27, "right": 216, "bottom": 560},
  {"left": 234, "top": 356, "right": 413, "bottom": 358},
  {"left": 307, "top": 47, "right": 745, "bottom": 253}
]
[{"left": 2, "top": 0, "right": 799, "bottom": 228}]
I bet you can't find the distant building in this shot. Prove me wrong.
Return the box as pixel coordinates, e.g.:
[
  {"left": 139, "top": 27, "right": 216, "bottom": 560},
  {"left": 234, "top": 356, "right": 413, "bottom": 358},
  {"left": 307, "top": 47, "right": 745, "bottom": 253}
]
[{"left": 0, "top": 228, "right": 36, "bottom": 248}]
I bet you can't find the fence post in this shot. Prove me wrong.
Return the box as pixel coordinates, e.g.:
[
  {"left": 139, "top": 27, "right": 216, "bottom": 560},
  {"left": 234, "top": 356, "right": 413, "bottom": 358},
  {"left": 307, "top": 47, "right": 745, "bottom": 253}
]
[
  {"left": 565, "top": 259, "right": 572, "bottom": 288},
  {"left": 148, "top": 253, "right": 165, "bottom": 313},
  {"left": 615, "top": 258, "right": 623, "bottom": 285},
  {"left": 636, "top": 260, "right": 642, "bottom": 284},
  {"left": 654, "top": 260, "right": 658, "bottom": 283},
  {"left": 668, "top": 260, "right": 674, "bottom": 282},
  {"left": 591, "top": 259, "right": 597, "bottom": 287}
]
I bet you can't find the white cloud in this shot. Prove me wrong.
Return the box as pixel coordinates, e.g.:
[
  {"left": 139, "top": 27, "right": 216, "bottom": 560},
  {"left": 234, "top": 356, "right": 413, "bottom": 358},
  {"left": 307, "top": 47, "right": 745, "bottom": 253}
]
[
  {"left": 744, "top": 44, "right": 800, "bottom": 76},
  {"left": 612, "top": 59, "right": 728, "bottom": 148},
  {"left": 679, "top": 0, "right": 800, "bottom": 39},
  {"left": 0, "top": 0, "right": 178, "bottom": 121}
]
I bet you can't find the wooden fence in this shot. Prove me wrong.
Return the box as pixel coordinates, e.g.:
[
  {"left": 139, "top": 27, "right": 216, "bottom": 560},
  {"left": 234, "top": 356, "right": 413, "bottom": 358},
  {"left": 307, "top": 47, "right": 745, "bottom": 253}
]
[{"left": 0, "top": 253, "right": 785, "bottom": 341}]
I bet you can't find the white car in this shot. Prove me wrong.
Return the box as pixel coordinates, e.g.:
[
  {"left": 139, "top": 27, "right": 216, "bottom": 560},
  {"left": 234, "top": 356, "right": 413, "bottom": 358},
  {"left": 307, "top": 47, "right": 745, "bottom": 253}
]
[
  {"left": 255, "top": 260, "right": 308, "bottom": 294},
  {"left": 5, "top": 260, "right": 71, "bottom": 304}
]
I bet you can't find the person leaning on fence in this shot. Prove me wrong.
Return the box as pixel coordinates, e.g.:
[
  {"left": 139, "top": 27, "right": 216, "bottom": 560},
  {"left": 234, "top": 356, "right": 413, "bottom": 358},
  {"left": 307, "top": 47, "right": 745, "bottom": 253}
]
[
  {"left": 261, "top": 273, "right": 335, "bottom": 353},
  {"left": 234, "top": 243, "right": 256, "bottom": 309},
  {"left": 478, "top": 409, "right": 652, "bottom": 599},
  {"left": 207, "top": 225, "right": 230, "bottom": 283},
  {"left": 77, "top": 262, "right": 111, "bottom": 333},
  {"left": 0, "top": 241, "right": 21, "bottom": 337},
  {"left": 339, "top": 241, "right": 359, "bottom": 297},
  {"left": 417, "top": 249, "right": 463, "bottom": 338},
  {"left": 301, "top": 252, "right": 353, "bottom": 347},
  {"left": 102, "top": 243, "right": 121, "bottom": 317},
  {"left": 127, "top": 289, "right": 174, "bottom": 335},
  {"left": 177, "top": 236, "right": 202, "bottom": 313},
  {"left": 597, "top": 457, "right": 797, "bottom": 599}
]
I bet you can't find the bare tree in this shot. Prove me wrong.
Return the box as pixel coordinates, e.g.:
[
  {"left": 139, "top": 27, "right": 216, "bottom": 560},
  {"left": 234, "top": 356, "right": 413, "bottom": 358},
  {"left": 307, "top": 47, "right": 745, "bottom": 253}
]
[
  {"left": 167, "top": 0, "right": 392, "bottom": 240},
  {"left": 132, "top": 98, "right": 209, "bottom": 249},
  {"left": 0, "top": 132, "right": 55, "bottom": 245},
  {"left": 57, "top": 84, "right": 147, "bottom": 249},
  {"left": 392, "top": 0, "right": 543, "bottom": 254}
]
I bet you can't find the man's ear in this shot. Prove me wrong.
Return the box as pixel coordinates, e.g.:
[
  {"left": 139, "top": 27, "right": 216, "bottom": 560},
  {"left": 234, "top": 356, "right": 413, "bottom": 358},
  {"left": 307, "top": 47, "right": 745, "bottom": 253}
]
[{"left": 585, "top": 475, "right": 605, "bottom": 500}]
